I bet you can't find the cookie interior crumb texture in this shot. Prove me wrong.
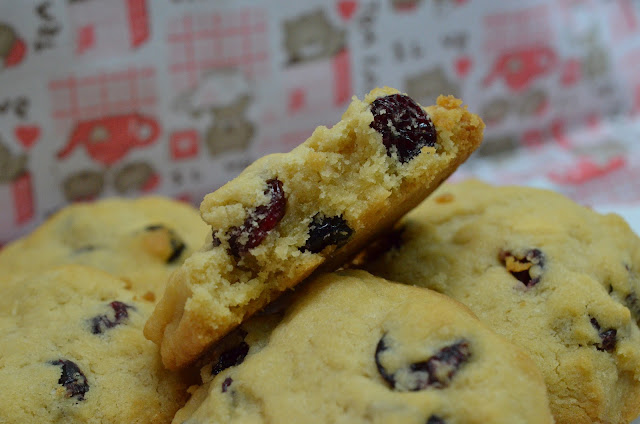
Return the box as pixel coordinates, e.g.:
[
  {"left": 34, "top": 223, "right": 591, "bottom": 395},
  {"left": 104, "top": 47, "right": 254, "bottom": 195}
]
[
  {"left": 172, "top": 270, "right": 554, "bottom": 424},
  {"left": 365, "top": 180, "right": 640, "bottom": 424},
  {"left": 144, "top": 87, "right": 485, "bottom": 369}
]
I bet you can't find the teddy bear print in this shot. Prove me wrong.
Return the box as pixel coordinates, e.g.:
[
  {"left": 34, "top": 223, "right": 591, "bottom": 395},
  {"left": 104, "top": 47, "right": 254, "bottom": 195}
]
[
  {"left": 283, "top": 9, "right": 346, "bottom": 65},
  {"left": 405, "top": 67, "right": 460, "bottom": 105},
  {"left": 204, "top": 94, "right": 255, "bottom": 157}
]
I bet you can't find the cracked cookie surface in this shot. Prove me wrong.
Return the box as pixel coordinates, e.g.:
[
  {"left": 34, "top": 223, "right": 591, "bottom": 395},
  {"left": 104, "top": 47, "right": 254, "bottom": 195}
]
[
  {"left": 0, "top": 265, "right": 190, "bottom": 424},
  {"left": 365, "top": 180, "right": 640, "bottom": 424},
  {"left": 172, "top": 270, "right": 553, "bottom": 424},
  {"left": 0, "top": 196, "right": 208, "bottom": 301}
]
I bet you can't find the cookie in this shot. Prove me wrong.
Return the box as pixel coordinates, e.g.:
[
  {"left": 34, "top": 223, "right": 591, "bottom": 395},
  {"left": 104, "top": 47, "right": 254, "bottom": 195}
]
[
  {"left": 0, "top": 265, "right": 189, "bottom": 424},
  {"left": 0, "top": 196, "right": 208, "bottom": 301},
  {"left": 364, "top": 180, "right": 640, "bottom": 424},
  {"left": 171, "top": 270, "right": 553, "bottom": 424},
  {"left": 145, "top": 87, "right": 485, "bottom": 369}
]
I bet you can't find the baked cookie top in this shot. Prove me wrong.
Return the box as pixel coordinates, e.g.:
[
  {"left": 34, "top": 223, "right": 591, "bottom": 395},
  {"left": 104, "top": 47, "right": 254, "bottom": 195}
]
[
  {"left": 172, "top": 270, "right": 553, "bottom": 424},
  {"left": 0, "top": 196, "right": 208, "bottom": 301},
  {"left": 145, "top": 87, "right": 485, "bottom": 369},
  {"left": 0, "top": 265, "right": 189, "bottom": 424},
  {"left": 365, "top": 180, "right": 640, "bottom": 424}
]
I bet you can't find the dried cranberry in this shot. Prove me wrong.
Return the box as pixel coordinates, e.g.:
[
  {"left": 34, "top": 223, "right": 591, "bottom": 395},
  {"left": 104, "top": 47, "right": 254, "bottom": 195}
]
[
  {"left": 375, "top": 336, "right": 394, "bottom": 385},
  {"left": 599, "top": 330, "right": 617, "bottom": 352},
  {"left": 590, "top": 317, "right": 617, "bottom": 352},
  {"left": 369, "top": 94, "right": 436, "bottom": 163},
  {"left": 144, "top": 224, "right": 186, "bottom": 263},
  {"left": 375, "top": 335, "right": 471, "bottom": 391},
  {"left": 228, "top": 178, "right": 286, "bottom": 257},
  {"left": 90, "top": 301, "right": 134, "bottom": 334},
  {"left": 427, "top": 416, "right": 446, "bottom": 424},
  {"left": 499, "top": 248, "right": 545, "bottom": 287},
  {"left": 624, "top": 264, "right": 640, "bottom": 324},
  {"left": 300, "top": 214, "right": 353, "bottom": 253},
  {"left": 221, "top": 377, "right": 233, "bottom": 393},
  {"left": 50, "top": 359, "right": 89, "bottom": 401},
  {"left": 626, "top": 292, "right": 640, "bottom": 325},
  {"left": 212, "top": 341, "right": 250, "bottom": 376}
]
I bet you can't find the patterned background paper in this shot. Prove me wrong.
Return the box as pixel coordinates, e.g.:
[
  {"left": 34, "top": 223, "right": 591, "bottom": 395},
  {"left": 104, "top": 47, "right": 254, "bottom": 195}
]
[{"left": 1, "top": 0, "right": 640, "bottom": 244}]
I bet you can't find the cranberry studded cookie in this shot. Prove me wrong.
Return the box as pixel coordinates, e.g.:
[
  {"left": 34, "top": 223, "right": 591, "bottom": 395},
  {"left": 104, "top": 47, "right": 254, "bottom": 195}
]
[
  {"left": 145, "top": 87, "right": 485, "bottom": 369},
  {"left": 171, "top": 270, "right": 553, "bottom": 424},
  {"left": 0, "top": 196, "right": 208, "bottom": 301},
  {"left": 365, "top": 180, "right": 640, "bottom": 424},
  {"left": 0, "top": 265, "right": 189, "bottom": 424}
]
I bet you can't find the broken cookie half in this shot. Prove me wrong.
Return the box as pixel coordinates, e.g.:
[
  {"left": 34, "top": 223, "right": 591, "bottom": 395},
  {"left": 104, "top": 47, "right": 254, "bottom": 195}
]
[{"left": 144, "top": 87, "right": 485, "bottom": 369}]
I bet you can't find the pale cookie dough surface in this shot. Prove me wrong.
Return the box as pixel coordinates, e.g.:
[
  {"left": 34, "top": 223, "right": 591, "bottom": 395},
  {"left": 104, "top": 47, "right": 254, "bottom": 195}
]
[
  {"left": 0, "top": 196, "right": 208, "bottom": 301},
  {"left": 0, "top": 265, "right": 189, "bottom": 424},
  {"left": 365, "top": 180, "right": 640, "bottom": 424},
  {"left": 146, "top": 87, "right": 485, "bottom": 369},
  {"left": 172, "top": 270, "right": 553, "bottom": 424}
]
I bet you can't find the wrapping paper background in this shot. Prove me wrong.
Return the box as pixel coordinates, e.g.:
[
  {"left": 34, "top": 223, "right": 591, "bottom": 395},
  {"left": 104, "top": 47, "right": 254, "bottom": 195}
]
[
  {"left": 1, "top": 0, "right": 640, "bottom": 245},
  {"left": 1, "top": 2, "right": 640, "bottom": 421}
]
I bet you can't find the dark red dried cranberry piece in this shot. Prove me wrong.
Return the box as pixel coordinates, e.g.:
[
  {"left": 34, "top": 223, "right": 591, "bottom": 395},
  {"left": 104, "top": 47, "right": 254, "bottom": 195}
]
[
  {"left": 590, "top": 317, "right": 617, "bottom": 352},
  {"left": 228, "top": 178, "right": 286, "bottom": 257},
  {"left": 375, "top": 335, "right": 471, "bottom": 391},
  {"left": 369, "top": 94, "right": 436, "bottom": 163},
  {"left": 427, "top": 416, "right": 446, "bottom": 424},
  {"left": 144, "top": 224, "right": 186, "bottom": 263},
  {"left": 598, "top": 329, "right": 617, "bottom": 352},
  {"left": 499, "top": 248, "right": 545, "bottom": 287},
  {"left": 624, "top": 264, "right": 640, "bottom": 324},
  {"left": 90, "top": 301, "right": 134, "bottom": 334},
  {"left": 375, "top": 336, "right": 394, "bottom": 385},
  {"left": 626, "top": 292, "right": 640, "bottom": 325},
  {"left": 300, "top": 214, "right": 353, "bottom": 253},
  {"left": 50, "top": 359, "right": 89, "bottom": 401},
  {"left": 212, "top": 341, "right": 250, "bottom": 376},
  {"left": 221, "top": 377, "right": 233, "bottom": 392}
]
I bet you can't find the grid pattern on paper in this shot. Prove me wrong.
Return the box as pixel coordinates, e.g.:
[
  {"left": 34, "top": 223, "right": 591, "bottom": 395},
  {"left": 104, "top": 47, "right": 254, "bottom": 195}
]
[
  {"left": 48, "top": 67, "right": 157, "bottom": 134},
  {"left": 167, "top": 8, "right": 269, "bottom": 94},
  {"left": 483, "top": 4, "right": 553, "bottom": 53},
  {"left": 68, "top": 0, "right": 129, "bottom": 56}
]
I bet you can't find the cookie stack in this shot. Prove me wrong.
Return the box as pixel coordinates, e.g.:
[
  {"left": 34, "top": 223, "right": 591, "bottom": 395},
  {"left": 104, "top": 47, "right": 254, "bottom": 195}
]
[
  {"left": 145, "top": 88, "right": 486, "bottom": 370},
  {"left": 0, "top": 197, "right": 212, "bottom": 423},
  {"left": 173, "top": 271, "right": 553, "bottom": 424},
  {"left": 1, "top": 87, "right": 638, "bottom": 424},
  {"left": 365, "top": 180, "right": 640, "bottom": 424}
]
